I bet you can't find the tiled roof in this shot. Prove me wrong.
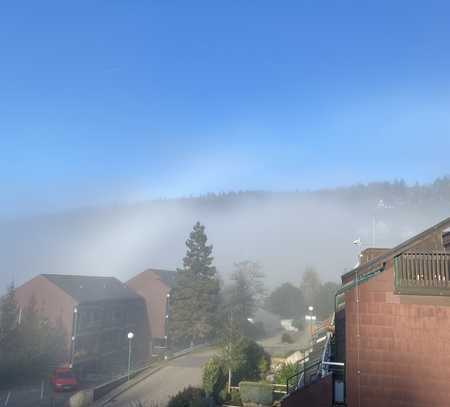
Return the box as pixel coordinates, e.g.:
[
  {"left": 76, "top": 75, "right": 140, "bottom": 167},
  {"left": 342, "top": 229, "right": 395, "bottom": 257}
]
[{"left": 42, "top": 274, "right": 140, "bottom": 303}]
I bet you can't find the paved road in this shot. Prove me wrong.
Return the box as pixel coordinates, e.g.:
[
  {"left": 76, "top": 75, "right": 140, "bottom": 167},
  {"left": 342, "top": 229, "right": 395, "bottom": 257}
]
[
  {"left": 105, "top": 349, "right": 214, "bottom": 407},
  {"left": 0, "top": 381, "right": 72, "bottom": 407},
  {"left": 0, "top": 374, "right": 111, "bottom": 407}
]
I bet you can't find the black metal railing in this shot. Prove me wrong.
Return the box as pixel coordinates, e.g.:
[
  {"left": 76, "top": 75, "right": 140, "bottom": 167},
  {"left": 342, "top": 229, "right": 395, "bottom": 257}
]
[
  {"left": 286, "top": 359, "right": 322, "bottom": 394},
  {"left": 394, "top": 252, "right": 450, "bottom": 296}
]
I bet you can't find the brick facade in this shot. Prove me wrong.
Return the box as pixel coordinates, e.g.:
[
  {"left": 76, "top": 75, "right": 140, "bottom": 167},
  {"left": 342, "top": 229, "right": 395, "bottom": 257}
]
[
  {"left": 127, "top": 269, "right": 174, "bottom": 341},
  {"left": 15, "top": 274, "right": 150, "bottom": 372},
  {"left": 15, "top": 275, "right": 76, "bottom": 351},
  {"left": 281, "top": 375, "right": 333, "bottom": 407},
  {"left": 344, "top": 222, "right": 450, "bottom": 407}
]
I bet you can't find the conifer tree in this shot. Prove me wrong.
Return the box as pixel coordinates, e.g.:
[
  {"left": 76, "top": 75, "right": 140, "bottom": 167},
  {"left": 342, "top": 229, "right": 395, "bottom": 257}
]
[
  {"left": 0, "top": 283, "right": 18, "bottom": 343},
  {"left": 169, "top": 222, "right": 220, "bottom": 346}
]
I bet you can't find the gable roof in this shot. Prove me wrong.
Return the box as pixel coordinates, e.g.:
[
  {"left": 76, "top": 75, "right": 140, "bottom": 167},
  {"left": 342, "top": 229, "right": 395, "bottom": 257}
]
[
  {"left": 342, "top": 217, "right": 450, "bottom": 281},
  {"left": 42, "top": 274, "right": 141, "bottom": 303}
]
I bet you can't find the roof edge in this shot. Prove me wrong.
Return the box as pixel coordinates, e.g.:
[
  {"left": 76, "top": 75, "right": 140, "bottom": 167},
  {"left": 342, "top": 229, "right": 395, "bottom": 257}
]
[{"left": 342, "top": 216, "right": 450, "bottom": 280}]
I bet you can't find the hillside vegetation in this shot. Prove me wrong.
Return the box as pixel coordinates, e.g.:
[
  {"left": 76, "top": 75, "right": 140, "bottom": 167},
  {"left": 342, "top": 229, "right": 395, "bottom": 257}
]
[{"left": 1, "top": 177, "right": 449, "bottom": 287}]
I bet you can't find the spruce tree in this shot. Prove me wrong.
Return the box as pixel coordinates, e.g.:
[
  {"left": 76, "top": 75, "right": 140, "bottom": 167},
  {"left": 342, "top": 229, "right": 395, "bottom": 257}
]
[{"left": 169, "top": 222, "right": 220, "bottom": 346}]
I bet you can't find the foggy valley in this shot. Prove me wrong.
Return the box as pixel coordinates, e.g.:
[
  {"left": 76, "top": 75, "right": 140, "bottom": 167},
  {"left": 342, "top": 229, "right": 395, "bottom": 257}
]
[{"left": 2, "top": 177, "right": 449, "bottom": 289}]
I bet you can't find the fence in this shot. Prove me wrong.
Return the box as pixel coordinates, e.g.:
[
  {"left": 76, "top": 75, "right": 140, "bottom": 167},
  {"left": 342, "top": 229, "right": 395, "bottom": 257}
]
[{"left": 394, "top": 252, "right": 450, "bottom": 296}]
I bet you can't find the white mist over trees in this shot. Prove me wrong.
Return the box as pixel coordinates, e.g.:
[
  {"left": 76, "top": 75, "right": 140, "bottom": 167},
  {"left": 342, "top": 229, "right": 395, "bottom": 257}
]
[{"left": 0, "top": 177, "right": 449, "bottom": 288}]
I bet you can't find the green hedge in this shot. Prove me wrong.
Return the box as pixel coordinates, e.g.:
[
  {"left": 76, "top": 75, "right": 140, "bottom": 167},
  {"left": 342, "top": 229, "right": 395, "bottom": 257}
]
[{"left": 239, "top": 382, "right": 273, "bottom": 406}]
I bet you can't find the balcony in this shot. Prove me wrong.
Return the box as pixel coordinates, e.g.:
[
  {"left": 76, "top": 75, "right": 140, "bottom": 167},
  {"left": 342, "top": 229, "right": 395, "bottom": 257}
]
[{"left": 394, "top": 252, "right": 450, "bottom": 296}]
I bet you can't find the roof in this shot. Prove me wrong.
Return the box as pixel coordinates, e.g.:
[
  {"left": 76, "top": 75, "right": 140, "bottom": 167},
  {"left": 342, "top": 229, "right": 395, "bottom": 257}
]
[
  {"left": 342, "top": 216, "right": 450, "bottom": 281},
  {"left": 42, "top": 274, "right": 141, "bottom": 303},
  {"left": 143, "top": 268, "right": 177, "bottom": 288}
]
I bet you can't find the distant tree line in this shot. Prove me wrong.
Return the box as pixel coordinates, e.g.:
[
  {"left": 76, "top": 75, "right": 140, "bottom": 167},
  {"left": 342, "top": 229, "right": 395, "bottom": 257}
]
[
  {"left": 265, "top": 268, "right": 339, "bottom": 324},
  {"left": 0, "top": 284, "right": 66, "bottom": 385},
  {"left": 168, "top": 176, "right": 450, "bottom": 209}
]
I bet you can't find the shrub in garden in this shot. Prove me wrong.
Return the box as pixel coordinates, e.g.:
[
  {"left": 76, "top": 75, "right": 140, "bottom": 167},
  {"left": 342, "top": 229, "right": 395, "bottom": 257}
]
[
  {"left": 231, "top": 337, "right": 271, "bottom": 385},
  {"left": 281, "top": 333, "right": 294, "bottom": 344},
  {"left": 202, "top": 356, "right": 227, "bottom": 403},
  {"left": 239, "top": 382, "right": 273, "bottom": 406},
  {"left": 274, "top": 362, "right": 298, "bottom": 385},
  {"left": 167, "top": 386, "right": 208, "bottom": 407}
]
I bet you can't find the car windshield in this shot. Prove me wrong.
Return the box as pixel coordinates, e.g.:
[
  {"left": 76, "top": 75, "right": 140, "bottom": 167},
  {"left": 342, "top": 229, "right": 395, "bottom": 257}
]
[{"left": 56, "top": 371, "right": 74, "bottom": 379}]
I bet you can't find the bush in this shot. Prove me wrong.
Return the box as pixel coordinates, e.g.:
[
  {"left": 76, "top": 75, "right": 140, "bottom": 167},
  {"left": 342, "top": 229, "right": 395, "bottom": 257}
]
[
  {"left": 229, "top": 388, "right": 242, "bottom": 406},
  {"left": 167, "top": 386, "right": 208, "bottom": 407},
  {"left": 231, "top": 337, "right": 271, "bottom": 385},
  {"left": 281, "top": 333, "right": 294, "bottom": 344},
  {"left": 202, "top": 356, "right": 227, "bottom": 403},
  {"left": 274, "top": 362, "right": 298, "bottom": 385},
  {"left": 239, "top": 382, "right": 273, "bottom": 406}
]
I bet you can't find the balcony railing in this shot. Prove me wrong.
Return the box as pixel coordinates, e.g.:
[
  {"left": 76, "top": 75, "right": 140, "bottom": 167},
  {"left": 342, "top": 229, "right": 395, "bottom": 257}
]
[{"left": 394, "top": 252, "right": 450, "bottom": 296}]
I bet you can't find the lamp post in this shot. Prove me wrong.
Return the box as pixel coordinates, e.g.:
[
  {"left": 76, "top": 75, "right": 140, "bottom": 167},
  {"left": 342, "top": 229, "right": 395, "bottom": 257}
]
[
  {"left": 165, "top": 293, "right": 170, "bottom": 349},
  {"left": 70, "top": 307, "right": 78, "bottom": 368},
  {"left": 305, "top": 305, "right": 316, "bottom": 340},
  {"left": 127, "top": 332, "right": 134, "bottom": 381}
]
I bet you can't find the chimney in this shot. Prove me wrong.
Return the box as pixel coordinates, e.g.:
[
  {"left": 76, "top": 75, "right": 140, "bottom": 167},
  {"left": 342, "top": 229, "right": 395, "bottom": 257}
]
[{"left": 359, "top": 248, "right": 391, "bottom": 265}]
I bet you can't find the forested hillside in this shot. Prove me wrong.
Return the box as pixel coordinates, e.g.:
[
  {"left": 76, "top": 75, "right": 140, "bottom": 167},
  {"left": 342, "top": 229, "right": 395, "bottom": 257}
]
[{"left": 1, "top": 177, "right": 449, "bottom": 288}]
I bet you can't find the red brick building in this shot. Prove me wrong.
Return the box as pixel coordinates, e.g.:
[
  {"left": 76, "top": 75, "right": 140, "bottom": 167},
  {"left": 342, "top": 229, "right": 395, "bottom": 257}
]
[
  {"left": 15, "top": 274, "right": 150, "bottom": 374},
  {"left": 340, "top": 217, "right": 450, "bottom": 407},
  {"left": 282, "top": 217, "right": 450, "bottom": 407},
  {"left": 127, "top": 269, "right": 176, "bottom": 347}
]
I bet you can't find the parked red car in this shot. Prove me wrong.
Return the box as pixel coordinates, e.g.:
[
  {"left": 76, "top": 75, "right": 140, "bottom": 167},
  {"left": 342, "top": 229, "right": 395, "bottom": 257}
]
[{"left": 50, "top": 368, "right": 78, "bottom": 392}]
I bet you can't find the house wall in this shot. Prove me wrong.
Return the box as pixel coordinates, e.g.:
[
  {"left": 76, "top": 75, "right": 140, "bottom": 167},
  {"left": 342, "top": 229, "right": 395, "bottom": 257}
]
[
  {"left": 360, "top": 248, "right": 391, "bottom": 265},
  {"left": 345, "top": 262, "right": 450, "bottom": 407},
  {"left": 127, "top": 271, "right": 170, "bottom": 339},
  {"left": 74, "top": 297, "right": 150, "bottom": 372},
  {"left": 281, "top": 375, "right": 333, "bottom": 407},
  {"left": 15, "top": 275, "right": 76, "bottom": 354}
]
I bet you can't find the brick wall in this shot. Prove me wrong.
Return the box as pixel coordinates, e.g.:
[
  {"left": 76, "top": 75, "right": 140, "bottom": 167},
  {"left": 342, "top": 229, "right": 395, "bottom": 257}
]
[
  {"left": 127, "top": 271, "right": 170, "bottom": 339},
  {"left": 281, "top": 375, "right": 332, "bottom": 407},
  {"left": 345, "top": 262, "right": 450, "bottom": 407},
  {"left": 15, "top": 275, "right": 76, "bottom": 355},
  {"left": 360, "top": 248, "right": 391, "bottom": 265}
]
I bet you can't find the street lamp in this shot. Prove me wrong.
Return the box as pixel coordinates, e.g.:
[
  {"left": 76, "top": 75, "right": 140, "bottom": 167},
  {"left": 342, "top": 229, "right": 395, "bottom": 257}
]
[
  {"left": 127, "top": 332, "right": 134, "bottom": 381},
  {"left": 70, "top": 307, "right": 78, "bottom": 368},
  {"left": 165, "top": 293, "right": 170, "bottom": 349}
]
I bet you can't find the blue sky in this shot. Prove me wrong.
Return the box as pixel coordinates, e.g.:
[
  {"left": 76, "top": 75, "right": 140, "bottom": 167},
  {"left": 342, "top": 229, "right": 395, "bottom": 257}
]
[{"left": 1, "top": 1, "right": 450, "bottom": 216}]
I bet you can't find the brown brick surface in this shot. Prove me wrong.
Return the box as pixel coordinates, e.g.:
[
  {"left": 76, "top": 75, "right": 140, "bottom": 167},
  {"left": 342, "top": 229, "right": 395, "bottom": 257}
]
[
  {"left": 281, "top": 375, "right": 332, "bottom": 407},
  {"left": 345, "top": 264, "right": 450, "bottom": 407},
  {"left": 127, "top": 270, "right": 171, "bottom": 339},
  {"left": 15, "top": 275, "right": 76, "bottom": 354}
]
